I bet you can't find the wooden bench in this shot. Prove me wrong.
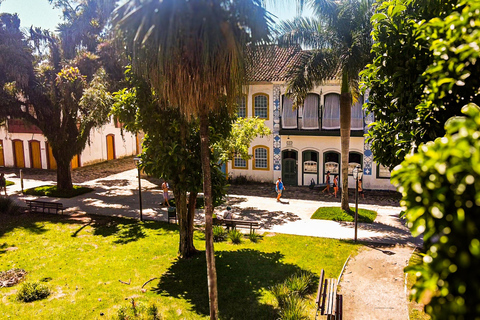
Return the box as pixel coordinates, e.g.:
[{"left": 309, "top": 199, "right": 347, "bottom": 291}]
[
  {"left": 215, "top": 218, "right": 260, "bottom": 233},
  {"left": 316, "top": 269, "right": 343, "bottom": 320},
  {"left": 25, "top": 200, "right": 64, "bottom": 214}
]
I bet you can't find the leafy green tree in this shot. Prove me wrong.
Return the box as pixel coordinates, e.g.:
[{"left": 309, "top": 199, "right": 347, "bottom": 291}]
[
  {"left": 113, "top": 1, "right": 272, "bottom": 317},
  {"left": 0, "top": 5, "right": 116, "bottom": 190},
  {"left": 392, "top": 104, "right": 480, "bottom": 319},
  {"left": 112, "top": 80, "right": 233, "bottom": 258},
  {"left": 361, "top": 0, "right": 477, "bottom": 169},
  {"left": 277, "top": 0, "right": 374, "bottom": 211},
  {"left": 392, "top": 1, "right": 480, "bottom": 318}
]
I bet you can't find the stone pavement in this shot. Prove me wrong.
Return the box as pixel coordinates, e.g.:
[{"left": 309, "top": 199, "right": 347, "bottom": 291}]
[{"left": 5, "top": 168, "right": 421, "bottom": 246}]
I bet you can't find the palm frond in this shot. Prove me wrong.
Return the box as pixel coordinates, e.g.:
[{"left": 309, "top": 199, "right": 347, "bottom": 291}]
[
  {"left": 113, "top": 0, "right": 272, "bottom": 118},
  {"left": 276, "top": 17, "right": 331, "bottom": 50}
]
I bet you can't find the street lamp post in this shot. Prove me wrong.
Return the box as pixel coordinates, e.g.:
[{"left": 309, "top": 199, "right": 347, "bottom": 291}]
[
  {"left": 353, "top": 164, "right": 363, "bottom": 242},
  {"left": 133, "top": 157, "right": 143, "bottom": 221}
]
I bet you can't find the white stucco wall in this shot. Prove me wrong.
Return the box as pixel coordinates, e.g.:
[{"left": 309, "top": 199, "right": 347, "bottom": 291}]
[{"left": 0, "top": 119, "right": 137, "bottom": 169}]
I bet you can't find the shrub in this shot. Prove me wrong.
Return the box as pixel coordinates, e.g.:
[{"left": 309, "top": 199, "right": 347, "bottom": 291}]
[
  {"left": 278, "top": 295, "right": 308, "bottom": 320},
  {"left": 284, "top": 271, "right": 315, "bottom": 297},
  {"left": 248, "top": 230, "right": 261, "bottom": 243},
  {"left": 270, "top": 271, "right": 316, "bottom": 319},
  {"left": 16, "top": 281, "right": 51, "bottom": 302},
  {"left": 116, "top": 299, "right": 161, "bottom": 320},
  {"left": 392, "top": 104, "right": 480, "bottom": 318},
  {"left": 0, "top": 197, "right": 21, "bottom": 215},
  {"left": 228, "top": 229, "right": 243, "bottom": 244},
  {"left": 213, "top": 225, "right": 227, "bottom": 242}
]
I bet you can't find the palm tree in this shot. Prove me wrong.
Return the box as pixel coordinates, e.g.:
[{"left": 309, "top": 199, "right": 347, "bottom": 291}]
[
  {"left": 277, "top": 0, "right": 373, "bottom": 211},
  {"left": 112, "top": 1, "right": 271, "bottom": 318}
]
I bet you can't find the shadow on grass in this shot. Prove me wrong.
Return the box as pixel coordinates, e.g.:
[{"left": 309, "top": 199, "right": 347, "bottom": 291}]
[
  {"left": 153, "top": 249, "right": 315, "bottom": 319},
  {"left": 0, "top": 212, "right": 178, "bottom": 245}
]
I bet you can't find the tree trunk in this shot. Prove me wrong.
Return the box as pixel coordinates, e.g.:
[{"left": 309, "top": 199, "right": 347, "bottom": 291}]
[
  {"left": 176, "top": 189, "right": 197, "bottom": 258},
  {"left": 56, "top": 158, "right": 73, "bottom": 191},
  {"left": 199, "top": 108, "right": 218, "bottom": 320},
  {"left": 187, "top": 191, "right": 197, "bottom": 250},
  {"left": 340, "top": 73, "right": 352, "bottom": 212}
]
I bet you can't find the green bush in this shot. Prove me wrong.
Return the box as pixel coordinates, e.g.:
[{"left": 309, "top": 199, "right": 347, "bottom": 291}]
[
  {"left": 248, "top": 230, "right": 261, "bottom": 243},
  {"left": 213, "top": 225, "right": 227, "bottom": 242},
  {"left": 115, "top": 299, "right": 161, "bottom": 320},
  {"left": 392, "top": 104, "right": 480, "bottom": 318},
  {"left": 278, "top": 295, "right": 308, "bottom": 320},
  {"left": 16, "top": 282, "right": 51, "bottom": 302},
  {"left": 270, "top": 271, "right": 315, "bottom": 320},
  {"left": 284, "top": 271, "right": 315, "bottom": 297},
  {"left": 0, "top": 197, "right": 21, "bottom": 215},
  {"left": 24, "top": 185, "right": 93, "bottom": 198},
  {"left": 228, "top": 229, "right": 243, "bottom": 244},
  {"left": 311, "top": 207, "right": 377, "bottom": 223}
]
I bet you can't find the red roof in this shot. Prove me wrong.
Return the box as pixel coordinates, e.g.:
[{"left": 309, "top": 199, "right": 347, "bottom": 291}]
[{"left": 246, "top": 45, "right": 303, "bottom": 82}]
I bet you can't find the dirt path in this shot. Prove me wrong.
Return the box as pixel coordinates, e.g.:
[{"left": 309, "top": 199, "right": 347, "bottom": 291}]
[{"left": 340, "top": 245, "right": 414, "bottom": 320}]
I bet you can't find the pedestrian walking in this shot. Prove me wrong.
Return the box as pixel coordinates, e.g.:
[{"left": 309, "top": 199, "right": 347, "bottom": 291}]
[
  {"left": 275, "top": 177, "right": 285, "bottom": 202},
  {"left": 162, "top": 181, "right": 170, "bottom": 206},
  {"left": 333, "top": 175, "right": 339, "bottom": 198},
  {"left": 322, "top": 171, "right": 331, "bottom": 194}
]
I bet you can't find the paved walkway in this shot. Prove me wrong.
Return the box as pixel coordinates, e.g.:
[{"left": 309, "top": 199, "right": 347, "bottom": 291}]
[{"left": 5, "top": 169, "right": 421, "bottom": 319}]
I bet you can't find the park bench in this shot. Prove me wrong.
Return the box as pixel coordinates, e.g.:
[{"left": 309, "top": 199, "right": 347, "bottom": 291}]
[
  {"left": 25, "top": 200, "right": 64, "bottom": 215},
  {"left": 315, "top": 269, "right": 343, "bottom": 320},
  {"left": 167, "top": 206, "right": 177, "bottom": 224},
  {"left": 215, "top": 218, "right": 260, "bottom": 233}
]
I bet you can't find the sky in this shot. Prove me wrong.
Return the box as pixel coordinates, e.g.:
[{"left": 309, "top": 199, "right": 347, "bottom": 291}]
[{"left": 0, "top": 0, "right": 313, "bottom": 32}]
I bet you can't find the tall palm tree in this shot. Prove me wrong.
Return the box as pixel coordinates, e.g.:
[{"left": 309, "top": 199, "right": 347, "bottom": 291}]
[
  {"left": 112, "top": 1, "right": 271, "bottom": 318},
  {"left": 277, "top": 0, "right": 373, "bottom": 211}
]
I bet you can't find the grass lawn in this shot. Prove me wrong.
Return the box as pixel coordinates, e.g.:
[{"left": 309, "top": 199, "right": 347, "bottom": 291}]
[
  {"left": 406, "top": 253, "right": 430, "bottom": 320},
  {"left": 23, "top": 185, "right": 93, "bottom": 198},
  {"left": 6, "top": 180, "right": 14, "bottom": 186},
  {"left": 311, "top": 206, "right": 377, "bottom": 223},
  {"left": 0, "top": 212, "right": 359, "bottom": 319}
]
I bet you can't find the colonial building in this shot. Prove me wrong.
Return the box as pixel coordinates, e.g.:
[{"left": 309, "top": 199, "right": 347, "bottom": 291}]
[
  {"left": 227, "top": 46, "right": 394, "bottom": 190},
  {"left": 0, "top": 118, "right": 139, "bottom": 170}
]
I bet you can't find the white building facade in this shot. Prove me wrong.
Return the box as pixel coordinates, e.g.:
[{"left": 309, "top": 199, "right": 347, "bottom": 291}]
[
  {"left": 227, "top": 47, "right": 394, "bottom": 190},
  {"left": 0, "top": 118, "right": 139, "bottom": 170}
]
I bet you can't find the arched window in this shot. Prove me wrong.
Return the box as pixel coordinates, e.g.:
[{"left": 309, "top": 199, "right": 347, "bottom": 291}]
[
  {"left": 253, "top": 146, "right": 269, "bottom": 170},
  {"left": 253, "top": 93, "right": 269, "bottom": 119},
  {"left": 348, "top": 152, "right": 363, "bottom": 175},
  {"left": 324, "top": 151, "right": 340, "bottom": 182},
  {"left": 303, "top": 93, "right": 319, "bottom": 129},
  {"left": 282, "top": 95, "right": 297, "bottom": 128},
  {"left": 351, "top": 96, "right": 364, "bottom": 130},
  {"left": 323, "top": 93, "right": 340, "bottom": 129}
]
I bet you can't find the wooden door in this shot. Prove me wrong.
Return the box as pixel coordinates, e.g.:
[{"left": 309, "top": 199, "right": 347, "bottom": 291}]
[
  {"left": 282, "top": 158, "right": 298, "bottom": 186},
  {"left": 0, "top": 140, "right": 4, "bottom": 167},
  {"left": 13, "top": 140, "right": 25, "bottom": 168},
  {"left": 71, "top": 154, "right": 79, "bottom": 169},
  {"left": 29, "top": 140, "right": 42, "bottom": 169},
  {"left": 106, "top": 134, "right": 115, "bottom": 160},
  {"left": 46, "top": 143, "right": 57, "bottom": 170}
]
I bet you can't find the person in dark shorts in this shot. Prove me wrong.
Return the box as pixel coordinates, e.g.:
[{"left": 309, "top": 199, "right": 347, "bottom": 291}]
[{"left": 322, "top": 171, "right": 331, "bottom": 194}]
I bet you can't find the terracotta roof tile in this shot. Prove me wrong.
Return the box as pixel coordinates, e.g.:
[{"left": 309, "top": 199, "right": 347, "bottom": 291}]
[{"left": 246, "top": 45, "right": 303, "bottom": 82}]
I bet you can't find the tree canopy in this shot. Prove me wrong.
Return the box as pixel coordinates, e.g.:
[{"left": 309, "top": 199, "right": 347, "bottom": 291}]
[{"left": 361, "top": 0, "right": 479, "bottom": 169}]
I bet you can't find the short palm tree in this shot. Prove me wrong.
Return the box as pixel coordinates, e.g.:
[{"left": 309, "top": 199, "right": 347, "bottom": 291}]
[
  {"left": 277, "top": 0, "right": 373, "bottom": 211},
  {"left": 112, "top": 1, "right": 272, "bottom": 318}
]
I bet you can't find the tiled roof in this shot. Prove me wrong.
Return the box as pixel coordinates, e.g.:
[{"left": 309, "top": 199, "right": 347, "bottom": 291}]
[{"left": 246, "top": 45, "right": 303, "bottom": 82}]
